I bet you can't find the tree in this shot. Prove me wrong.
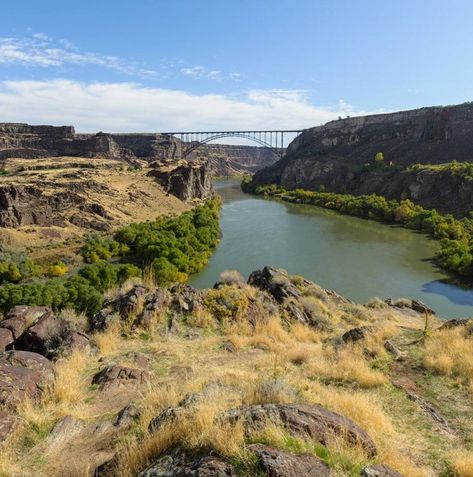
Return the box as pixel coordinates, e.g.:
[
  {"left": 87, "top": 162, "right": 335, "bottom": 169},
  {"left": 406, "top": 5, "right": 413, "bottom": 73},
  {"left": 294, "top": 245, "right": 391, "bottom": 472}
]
[{"left": 375, "top": 152, "right": 384, "bottom": 162}]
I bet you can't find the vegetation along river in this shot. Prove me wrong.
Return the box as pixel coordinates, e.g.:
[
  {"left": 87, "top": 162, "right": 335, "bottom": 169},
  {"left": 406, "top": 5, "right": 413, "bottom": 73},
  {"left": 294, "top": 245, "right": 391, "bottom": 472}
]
[{"left": 189, "top": 180, "right": 473, "bottom": 318}]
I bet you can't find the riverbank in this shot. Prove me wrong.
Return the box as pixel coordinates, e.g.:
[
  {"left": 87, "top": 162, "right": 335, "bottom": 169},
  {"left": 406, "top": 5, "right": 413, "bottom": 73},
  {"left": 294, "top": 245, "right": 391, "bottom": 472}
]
[
  {"left": 189, "top": 180, "right": 473, "bottom": 318},
  {"left": 243, "top": 179, "right": 473, "bottom": 283}
]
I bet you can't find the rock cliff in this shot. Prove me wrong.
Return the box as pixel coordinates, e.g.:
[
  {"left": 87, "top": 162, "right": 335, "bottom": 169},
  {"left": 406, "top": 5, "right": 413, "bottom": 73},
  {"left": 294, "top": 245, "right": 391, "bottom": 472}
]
[
  {"left": 0, "top": 157, "right": 193, "bottom": 249},
  {"left": 250, "top": 102, "right": 473, "bottom": 217},
  {"left": 0, "top": 123, "right": 278, "bottom": 175}
]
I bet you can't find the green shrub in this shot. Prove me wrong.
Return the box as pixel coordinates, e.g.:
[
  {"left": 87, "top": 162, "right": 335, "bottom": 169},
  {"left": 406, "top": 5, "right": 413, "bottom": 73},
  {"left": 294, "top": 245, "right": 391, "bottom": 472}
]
[
  {"left": 0, "top": 199, "right": 220, "bottom": 315},
  {"left": 247, "top": 184, "right": 473, "bottom": 279}
]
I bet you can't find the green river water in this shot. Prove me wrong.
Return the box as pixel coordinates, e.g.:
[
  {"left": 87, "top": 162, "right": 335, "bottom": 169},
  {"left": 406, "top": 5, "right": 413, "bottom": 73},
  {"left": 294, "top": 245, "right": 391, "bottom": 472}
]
[{"left": 189, "top": 180, "right": 473, "bottom": 318}]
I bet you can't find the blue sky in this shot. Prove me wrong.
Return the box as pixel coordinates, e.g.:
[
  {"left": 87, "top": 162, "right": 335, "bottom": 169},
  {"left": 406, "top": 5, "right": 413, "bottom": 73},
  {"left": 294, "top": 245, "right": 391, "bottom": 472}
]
[{"left": 1, "top": 0, "right": 473, "bottom": 133}]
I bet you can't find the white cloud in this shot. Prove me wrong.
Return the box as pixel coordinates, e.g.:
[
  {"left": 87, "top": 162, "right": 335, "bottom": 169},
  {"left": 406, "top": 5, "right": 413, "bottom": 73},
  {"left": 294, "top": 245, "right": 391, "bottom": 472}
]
[
  {"left": 180, "top": 65, "right": 239, "bottom": 81},
  {"left": 0, "top": 79, "right": 375, "bottom": 137},
  {"left": 0, "top": 34, "right": 157, "bottom": 78}
]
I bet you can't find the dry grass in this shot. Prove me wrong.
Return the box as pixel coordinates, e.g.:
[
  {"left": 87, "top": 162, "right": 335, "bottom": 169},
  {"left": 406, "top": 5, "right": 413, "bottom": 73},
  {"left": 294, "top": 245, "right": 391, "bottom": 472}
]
[
  {"left": 423, "top": 327, "right": 473, "bottom": 388},
  {"left": 305, "top": 344, "right": 388, "bottom": 388},
  {"left": 0, "top": 444, "right": 18, "bottom": 477},
  {"left": 114, "top": 385, "right": 245, "bottom": 477},
  {"left": 47, "top": 349, "right": 90, "bottom": 407},
  {"left": 449, "top": 451, "right": 473, "bottom": 477},
  {"left": 93, "top": 321, "right": 123, "bottom": 356}
]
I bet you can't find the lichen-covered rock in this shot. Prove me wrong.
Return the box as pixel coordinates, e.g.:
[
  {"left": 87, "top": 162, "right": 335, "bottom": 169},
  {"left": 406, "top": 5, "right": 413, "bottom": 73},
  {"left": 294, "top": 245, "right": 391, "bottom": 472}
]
[
  {"left": 0, "top": 306, "right": 50, "bottom": 340},
  {"left": 340, "top": 326, "right": 373, "bottom": 344},
  {"left": 248, "top": 443, "right": 330, "bottom": 477},
  {"left": 0, "top": 351, "right": 53, "bottom": 405},
  {"left": 361, "top": 464, "right": 403, "bottom": 477},
  {"left": 0, "top": 328, "right": 14, "bottom": 352},
  {"left": 18, "top": 309, "right": 61, "bottom": 355},
  {"left": 226, "top": 403, "right": 377, "bottom": 457},
  {"left": 138, "top": 448, "right": 237, "bottom": 477},
  {"left": 0, "top": 306, "right": 90, "bottom": 358},
  {"left": 92, "top": 364, "right": 150, "bottom": 388},
  {"left": 0, "top": 411, "right": 20, "bottom": 445}
]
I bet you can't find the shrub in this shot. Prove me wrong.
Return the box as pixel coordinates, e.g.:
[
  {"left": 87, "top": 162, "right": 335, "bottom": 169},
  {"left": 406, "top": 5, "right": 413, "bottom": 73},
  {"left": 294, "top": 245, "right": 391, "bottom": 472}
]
[
  {"left": 204, "top": 286, "right": 249, "bottom": 322},
  {"left": 219, "top": 269, "right": 245, "bottom": 286},
  {"left": 47, "top": 261, "right": 69, "bottom": 277},
  {"left": 0, "top": 199, "right": 220, "bottom": 315},
  {"left": 248, "top": 184, "right": 473, "bottom": 280}
]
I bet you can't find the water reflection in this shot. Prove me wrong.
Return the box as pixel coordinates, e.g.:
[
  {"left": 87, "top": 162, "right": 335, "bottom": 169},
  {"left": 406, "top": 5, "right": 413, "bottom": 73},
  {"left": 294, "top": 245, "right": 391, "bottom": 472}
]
[{"left": 192, "top": 180, "right": 473, "bottom": 318}]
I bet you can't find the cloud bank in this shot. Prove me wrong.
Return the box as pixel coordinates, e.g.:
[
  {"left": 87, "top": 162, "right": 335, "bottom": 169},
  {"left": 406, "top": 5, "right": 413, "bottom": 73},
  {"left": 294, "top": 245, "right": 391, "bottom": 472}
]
[{"left": 0, "top": 79, "right": 374, "bottom": 134}]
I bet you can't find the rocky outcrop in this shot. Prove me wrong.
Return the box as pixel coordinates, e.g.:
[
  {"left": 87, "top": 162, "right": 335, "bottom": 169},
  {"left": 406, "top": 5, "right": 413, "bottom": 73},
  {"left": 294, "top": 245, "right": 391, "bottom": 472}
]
[
  {"left": 0, "top": 305, "right": 90, "bottom": 357},
  {"left": 149, "top": 159, "right": 214, "bottom": 201},
  {"left": 250, "top": 102, "right": 473, "bottom": 217},
  {"left": 226, "top": 403, "right": 377, "bottom": 457},
  {"left": 138, "top": 447, "right": 237, "bottom": 477},
  {"left": 0, "top": 350, "right": 53, "bottom": 406},
  {"left": 248, "top": 443, "right": 330, "bottom": 477},
  {"left": 0, "top": 157, "right": 191, "bottom": 246}
]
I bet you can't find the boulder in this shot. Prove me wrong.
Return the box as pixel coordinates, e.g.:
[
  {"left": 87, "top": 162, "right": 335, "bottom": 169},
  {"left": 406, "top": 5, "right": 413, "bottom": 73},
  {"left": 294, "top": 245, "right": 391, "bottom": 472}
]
[
  {"left": 0, "top": 411, "right": 20, "bottom": 445},
  {"left": 227, "top": 403, "right": 377, "bottom": 457},
  {"left": 138, "top": 447, "right": 236, "bottom": 477},
  {"left": 0, "top": 351, "right": 53, "bottom": 405},
  {"left": 92, "top": 364, "right": 150, "bottom": 388},
  {"left": 170, "top": 284, "right": 201, "bottom": 314},
  {"left": 0, "top": 328, "right": 14, "bottom": 351},
  {"left": 114, "top": 403, "right": 141, "bottom": 428},
  {"left": 249, "top": 443, "right": 330, "bottom": 477},
  {"left": 361, "top": 464, "right": 403, "bottom": 477},
  {"left": 248, "top": 267, "right": 300, "bottom": 303},
  {"left": 340, "top": 326, "right": 373, "bottom": 344},
  {"left": 18, "top": 309, "right": 61, "bottom": 355},
  {"left": 0, "top": 305, "right": 50, "bottom": 340},
  {"left": 439, "top": 318, "right": 473, "bottom": 331},
  {"left": 135, "top": 288, "right": 169, "bottom": 328}
]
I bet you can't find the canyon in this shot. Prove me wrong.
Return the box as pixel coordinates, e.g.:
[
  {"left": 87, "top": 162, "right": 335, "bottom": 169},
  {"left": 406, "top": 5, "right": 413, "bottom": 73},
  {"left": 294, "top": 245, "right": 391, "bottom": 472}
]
[
  {"left": 0, "top": 123, "right": 278, "bottom": 176},
  {"left": 250, "top": 102, "right": 473, "bottom": 217}
]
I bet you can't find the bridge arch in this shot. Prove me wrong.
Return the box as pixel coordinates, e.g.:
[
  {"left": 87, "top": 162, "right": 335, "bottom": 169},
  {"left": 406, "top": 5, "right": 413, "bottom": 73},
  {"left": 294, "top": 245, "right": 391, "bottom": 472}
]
[
  {"left": 163, "top": 129, "right": 304, "bottom": 160},
  {"left": 183, "top": 132, "right": 281, "bottom": 158}
]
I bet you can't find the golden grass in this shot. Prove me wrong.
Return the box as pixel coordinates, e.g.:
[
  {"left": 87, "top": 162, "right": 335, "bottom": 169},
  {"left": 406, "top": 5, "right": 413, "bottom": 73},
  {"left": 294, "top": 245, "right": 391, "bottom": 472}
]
[
  {"left": 0, "top": 443, "right": 18, "bottom": 477},
  {"left": 449, "top": 451, "right": 473, "bottom": 477},
  {"left": 423, "top": 327, "right": 473, "bottom": 388},
  {"left": 47, "top": 349, "right": 90, "bottom": 406},
  {"left": 301, "top": 381, "right": 427, "bottom": 477},
  {"left": 93, "top": 321, "right": 123, "bottom": 356},
  {"left": 305, "top": 344, "right": 388, "bottom": 388},
  {"left": 114, "top": 387, "right": 245, "bottom": 477}
]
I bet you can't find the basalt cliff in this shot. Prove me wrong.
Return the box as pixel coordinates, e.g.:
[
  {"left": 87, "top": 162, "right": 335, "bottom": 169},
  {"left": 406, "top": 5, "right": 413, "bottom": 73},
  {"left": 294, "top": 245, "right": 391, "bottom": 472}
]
[
  {"left": 0, "top": 123, "right": 277, "bottom": 176},
  {"left": 250, "top": 102, "right": 473, "bottom": 217}
]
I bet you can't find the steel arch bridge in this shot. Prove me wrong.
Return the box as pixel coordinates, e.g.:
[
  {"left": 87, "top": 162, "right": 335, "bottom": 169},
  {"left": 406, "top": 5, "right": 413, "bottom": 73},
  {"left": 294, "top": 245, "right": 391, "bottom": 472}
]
[{"left": 162, "top": 129, "right": 304, "bottom": 159}]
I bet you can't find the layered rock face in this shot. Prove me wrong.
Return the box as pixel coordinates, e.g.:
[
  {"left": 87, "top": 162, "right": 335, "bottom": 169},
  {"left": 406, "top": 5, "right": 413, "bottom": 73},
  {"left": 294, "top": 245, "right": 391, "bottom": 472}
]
[
  {"left": 148, "top": 159, "right": 213, "bottom": 201},
  {"left": 0, "top": 157, "right": 193, "bottom": 248},
  {"left": 0, "top": 123, "right": 278, "bottom": 174},
  {"left": 250, "top": 102, "right": 473, "bottom": 216}
]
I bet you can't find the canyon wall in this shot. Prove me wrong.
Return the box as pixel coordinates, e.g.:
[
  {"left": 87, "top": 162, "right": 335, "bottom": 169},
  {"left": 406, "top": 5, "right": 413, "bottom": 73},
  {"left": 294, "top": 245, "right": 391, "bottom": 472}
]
[
  {"left": 250, "top": 102, "right": 473, "bottom": 217},
  {"left": 0, "top": 124, "right": 278, "bottom": 175}
]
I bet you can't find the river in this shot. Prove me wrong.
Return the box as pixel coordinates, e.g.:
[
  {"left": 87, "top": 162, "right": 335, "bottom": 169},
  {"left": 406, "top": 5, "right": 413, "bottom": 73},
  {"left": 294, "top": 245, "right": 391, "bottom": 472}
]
[{"left": 188, "top": 180, "right": 473, "bottom": 318}]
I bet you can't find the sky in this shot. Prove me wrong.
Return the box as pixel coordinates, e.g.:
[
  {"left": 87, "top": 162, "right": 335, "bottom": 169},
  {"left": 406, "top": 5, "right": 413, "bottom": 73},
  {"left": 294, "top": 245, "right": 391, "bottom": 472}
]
[{"left": 1, "top": 0, "right": 473, "bottom": 135}]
